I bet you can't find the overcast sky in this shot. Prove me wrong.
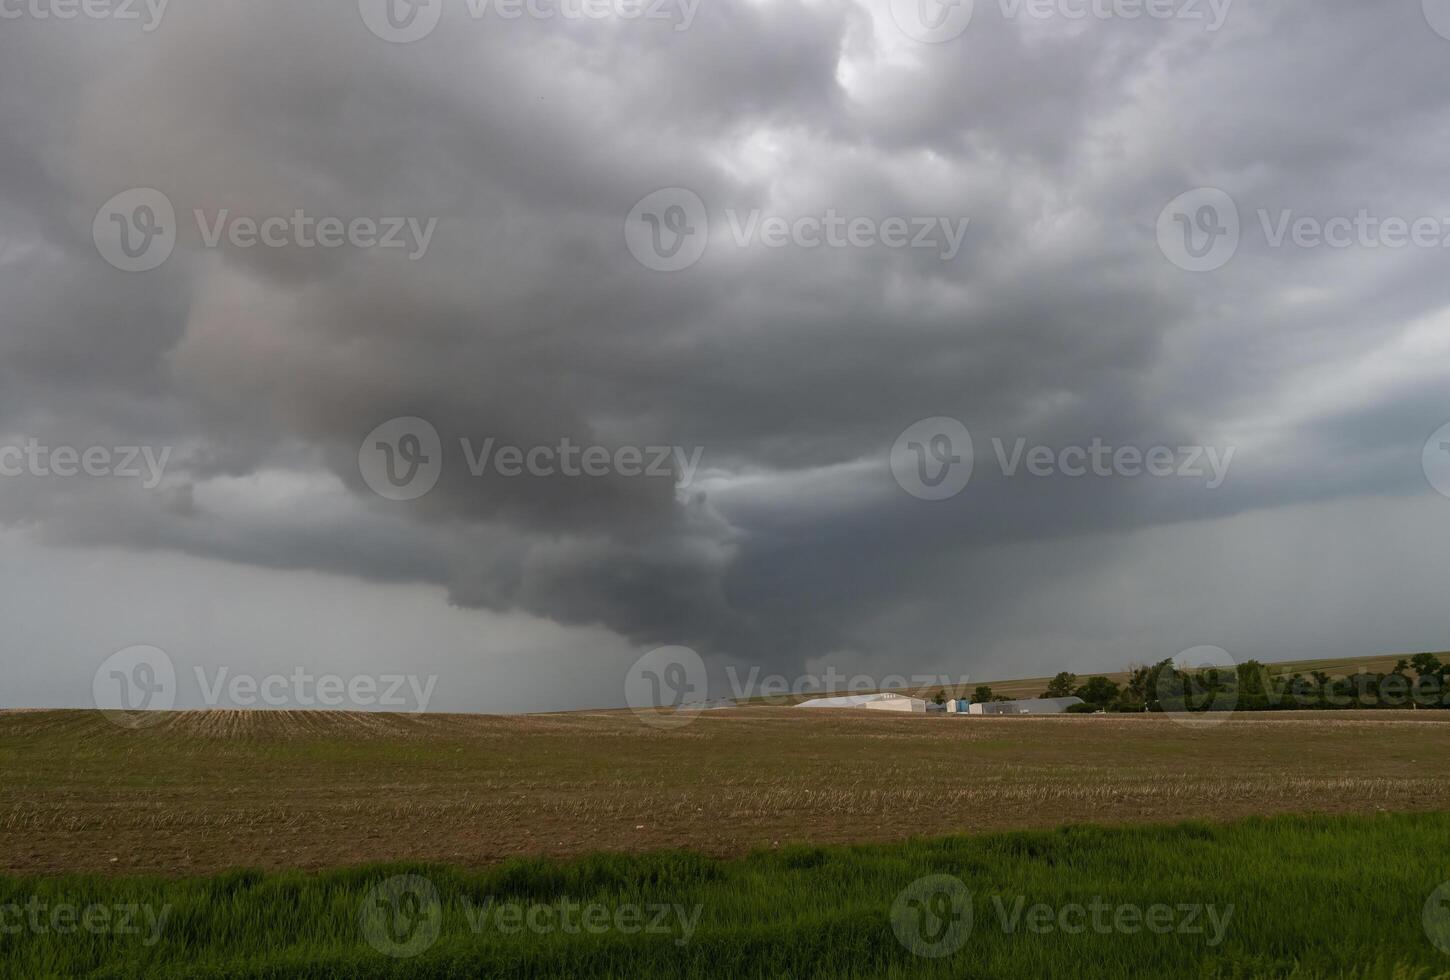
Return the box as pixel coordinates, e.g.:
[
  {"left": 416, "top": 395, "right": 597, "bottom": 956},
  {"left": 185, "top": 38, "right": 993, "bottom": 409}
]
[{"left": 3, "top": 0, "right": 1450, "bottom": 713}]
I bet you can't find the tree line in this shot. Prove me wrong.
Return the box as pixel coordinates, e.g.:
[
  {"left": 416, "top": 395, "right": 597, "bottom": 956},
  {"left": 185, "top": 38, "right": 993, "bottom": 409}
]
[{"left": 958, "top": 653, "right": 1450, "bottom": 713}]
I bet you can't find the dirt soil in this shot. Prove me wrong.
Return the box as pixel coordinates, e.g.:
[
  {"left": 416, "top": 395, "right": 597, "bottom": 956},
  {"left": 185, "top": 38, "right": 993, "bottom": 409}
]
[{"left": 2, "top": 707, "right": 1447, "bottom": 876}]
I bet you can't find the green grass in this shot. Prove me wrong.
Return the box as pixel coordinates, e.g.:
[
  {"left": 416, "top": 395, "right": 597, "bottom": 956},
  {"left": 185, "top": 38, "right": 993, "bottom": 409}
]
[{"left": 5, "top": 812, "right": 1450, "bottom": 978}]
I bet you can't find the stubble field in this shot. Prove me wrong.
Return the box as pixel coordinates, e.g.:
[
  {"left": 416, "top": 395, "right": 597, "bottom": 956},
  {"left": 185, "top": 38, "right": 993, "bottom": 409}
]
[{"left": 3, "top": 706, "right": 1448, "bottom": 877}]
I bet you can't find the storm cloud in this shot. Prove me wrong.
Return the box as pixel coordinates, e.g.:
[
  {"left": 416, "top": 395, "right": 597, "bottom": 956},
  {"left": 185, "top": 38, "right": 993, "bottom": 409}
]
[{"left": 2, "top": 0, "right": 1450, "bottom": 709}]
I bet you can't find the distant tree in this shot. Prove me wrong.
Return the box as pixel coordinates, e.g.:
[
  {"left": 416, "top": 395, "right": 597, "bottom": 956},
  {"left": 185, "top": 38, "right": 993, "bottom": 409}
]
[
  {"left": 1113, "top": 695, "right": 1147, "bottom": 713},
  {"left": 1411, "top": 653, "right": 1444, "bottom": 680},
  {"left": 972, "top": 685, "right": 994, "bottom": 704},
  {"left": 933, "top": 689, "right": 947, "bottom": 706},
  {"left": 1133, "top": 659, "right": 1177, "bottom": 708},
  {"left": 1235, "top": 660, "right": 1268, "bottom": 699},
  {"left": 1347, "top": 672, "right": 1385, "bottom": 706},
  {"left": 1074, "top": 676, "right": 1122, "bottom": 709},
  {"left": 1393, "top": 658, "right": 1411, "bottom": 676},
  {"left": 1042, "top": 672, "right": 1078, "bottom": 699},
  {"left": 1408, "top": 656, "right": 1448, "bottom": 708},
  {"left": 1381, "top": 669, "right": 1412, "bottom": 707},
  {"left": 1285, "top": 672, "right": 1313, "bottom": 708},
  {"left": 1199, "top": 667, "right": 1230, "bottom": 694}
]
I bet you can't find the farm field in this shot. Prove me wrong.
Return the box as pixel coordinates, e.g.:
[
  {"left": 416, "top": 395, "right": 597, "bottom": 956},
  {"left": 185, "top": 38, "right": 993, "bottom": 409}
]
[{"left": 2, "top": 707, "right": 1449, "bottom": 877}]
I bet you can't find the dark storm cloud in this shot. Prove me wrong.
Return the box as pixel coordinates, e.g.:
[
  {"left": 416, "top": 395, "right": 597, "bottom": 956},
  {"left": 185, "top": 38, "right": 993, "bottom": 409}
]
[{"left": 2, "top": 0, "right": 1450, "bottom": 683}]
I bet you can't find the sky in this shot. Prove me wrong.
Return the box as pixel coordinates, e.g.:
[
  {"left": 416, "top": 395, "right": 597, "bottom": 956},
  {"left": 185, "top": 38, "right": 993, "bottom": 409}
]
[{"left": 2, "top": 0, "right": 1450, "bottom": 713}]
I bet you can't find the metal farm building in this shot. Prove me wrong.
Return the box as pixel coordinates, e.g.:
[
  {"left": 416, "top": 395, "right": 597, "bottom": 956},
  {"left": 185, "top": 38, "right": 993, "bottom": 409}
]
[
  {"left": 967, "top": 696, "right": 1084, "bottom": 715},
  {"left": 796, "top": 693, "right": 928, "bottom": 713}
]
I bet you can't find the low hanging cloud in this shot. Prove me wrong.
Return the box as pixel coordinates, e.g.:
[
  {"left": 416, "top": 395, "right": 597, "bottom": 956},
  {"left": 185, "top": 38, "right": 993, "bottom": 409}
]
[{"left": 2, "top": 0, "right": 1450, "bottom": 697}]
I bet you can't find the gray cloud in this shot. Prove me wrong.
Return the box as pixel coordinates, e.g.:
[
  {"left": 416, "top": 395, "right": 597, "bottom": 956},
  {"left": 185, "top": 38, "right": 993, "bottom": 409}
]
[{"left": 2, "top": 0, "right": 1450, "bottom": 706}]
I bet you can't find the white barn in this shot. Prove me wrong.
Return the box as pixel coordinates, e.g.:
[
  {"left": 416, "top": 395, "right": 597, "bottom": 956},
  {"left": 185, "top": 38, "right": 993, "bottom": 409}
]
[
  {"left": 796, "top": 692, "right": 927, "bottom": 713},
  {"left": 967, "top": 696, "right": 1084, "bottom": 715}
]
